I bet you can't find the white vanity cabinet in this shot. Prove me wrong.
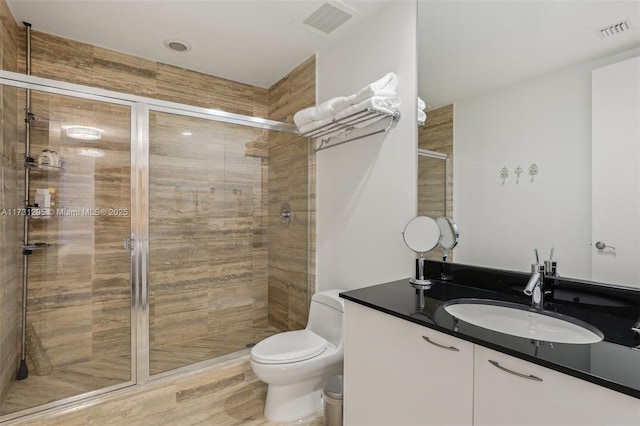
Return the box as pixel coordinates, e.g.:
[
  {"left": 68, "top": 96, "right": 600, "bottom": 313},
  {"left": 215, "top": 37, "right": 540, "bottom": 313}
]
[
  {"left": 344, "top": 301, "right": 474, "bottom": 426},
  {"left": 474, "top": 346, "right": 640, "bottom": 426},
  {"left": 344, "top": 300, "right": 640, "bottom": 426}
]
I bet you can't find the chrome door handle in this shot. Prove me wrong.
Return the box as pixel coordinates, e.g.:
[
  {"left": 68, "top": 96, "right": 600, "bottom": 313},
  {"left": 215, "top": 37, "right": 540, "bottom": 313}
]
[
  {"left": 595, "top": 241, "right": 615, "bottom": 250},
  {"left": 489, "top": 360, "right": 543, "bottom": 382},
  {"left": 422, "top": 336, "right": 460, "bottom": 352},
  {"left": 124, "top": 236, "right": 135, "bottom": 251}
]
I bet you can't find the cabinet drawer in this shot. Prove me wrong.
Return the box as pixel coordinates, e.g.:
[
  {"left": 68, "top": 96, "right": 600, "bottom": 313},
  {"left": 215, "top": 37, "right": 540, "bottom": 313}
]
[{"left": 474, "top": 346, "right": 640, "bottom": 426}]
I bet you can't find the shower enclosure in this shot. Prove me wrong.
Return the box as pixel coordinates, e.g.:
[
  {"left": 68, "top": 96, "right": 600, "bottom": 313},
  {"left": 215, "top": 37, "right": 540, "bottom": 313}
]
[{"left": 0, "top": 72, "right": 309, "bottom": 420}]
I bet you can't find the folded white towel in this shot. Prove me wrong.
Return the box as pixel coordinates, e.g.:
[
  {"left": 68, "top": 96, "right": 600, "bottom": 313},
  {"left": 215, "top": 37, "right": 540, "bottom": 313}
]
[
  {"left": 294, "top": 96, "right": 354, "bottom": 127},
  {"left": 354, "top": 72, "right": 398, "bottom": 104},
  {"left": 293, "top": 107, "right": 316, "bottom": 127},
  {"left": 418, "top": 97, "right": 426, "bottom": 111},
  {"left": 311, "top": 96, "right": 352, "bottom": 121},
  {"left": 418, "top": 109, "right": 427, "bottom": 125},
  {"left": 334, "top": 96, "right": 401, "bottom": 123},
  {"left": 298, "top": 116, "right": 334, "bottom": 135}
]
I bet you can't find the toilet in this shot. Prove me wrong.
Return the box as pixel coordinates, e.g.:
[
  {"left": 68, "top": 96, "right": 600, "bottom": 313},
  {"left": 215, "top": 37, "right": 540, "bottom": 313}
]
[{"left": 250, "top": 289, "right": 346, "bottom": 422}]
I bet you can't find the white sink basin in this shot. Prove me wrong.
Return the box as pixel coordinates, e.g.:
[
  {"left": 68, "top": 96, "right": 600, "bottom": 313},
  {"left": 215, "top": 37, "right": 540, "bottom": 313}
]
[{"left": 444, "top": 299, "right": 604, "bottom": 344}]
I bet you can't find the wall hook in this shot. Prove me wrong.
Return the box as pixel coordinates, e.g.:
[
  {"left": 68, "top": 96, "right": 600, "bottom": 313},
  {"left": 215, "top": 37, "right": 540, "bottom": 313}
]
[
  {"left": 529, "top": 163, "right": 539, "bottom": 182},
  {"left": 500, "top": 167, "right": 509, "bottom": 185},
  {"left": 514, "top": 165, "right": 523, "bottom": 184}
]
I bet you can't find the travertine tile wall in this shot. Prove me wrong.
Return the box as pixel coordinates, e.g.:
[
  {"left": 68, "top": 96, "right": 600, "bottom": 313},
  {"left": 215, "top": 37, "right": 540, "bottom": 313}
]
[
  {"left": 16, "top": 29, "right": 269, "bottom": 117},
  {"left": 0, "top": 0, "right": 19, "bottom": 405},
  {"left": 267, "top": 56, "right": 316, "bottom": 331},
  {"left": 418, "top": 104, "right": 454, "bottom": 261}
]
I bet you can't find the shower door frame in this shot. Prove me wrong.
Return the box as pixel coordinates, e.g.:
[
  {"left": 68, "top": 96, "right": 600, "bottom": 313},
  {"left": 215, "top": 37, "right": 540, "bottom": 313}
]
[
  {"left": 0, "top": 77, "right": 141, "bottom": 421},
  {"left": 0, "top": 70, "right": 298, "bottom": 422}
]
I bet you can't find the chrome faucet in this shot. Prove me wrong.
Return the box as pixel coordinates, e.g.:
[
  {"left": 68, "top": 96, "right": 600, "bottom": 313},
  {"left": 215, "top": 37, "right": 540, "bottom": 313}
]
[
  {"left": 524, "top": 262, "right": 545, "bottom": 309},
  {"left": 523, "top": 248, "right": 557, "bottom": 309}
]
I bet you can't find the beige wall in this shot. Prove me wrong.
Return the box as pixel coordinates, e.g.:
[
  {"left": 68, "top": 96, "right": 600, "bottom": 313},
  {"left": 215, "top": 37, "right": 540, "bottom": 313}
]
[
  {"left": 0, "top": 0, "right": 20, "bottom": 406},
  {"left": 17, "top": 28, "right": 269, "bottom": 117}
]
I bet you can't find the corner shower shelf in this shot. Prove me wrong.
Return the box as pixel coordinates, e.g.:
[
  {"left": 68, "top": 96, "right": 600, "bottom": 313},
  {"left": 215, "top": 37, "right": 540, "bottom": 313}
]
[{"left": 300, "top": 108, "right": 401, "bottom": 152}]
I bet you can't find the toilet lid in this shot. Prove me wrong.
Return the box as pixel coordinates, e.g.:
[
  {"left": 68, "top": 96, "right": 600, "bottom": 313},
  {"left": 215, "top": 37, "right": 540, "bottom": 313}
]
[{"left": 251, "top": 330, "right": 328, "bottom": 364}]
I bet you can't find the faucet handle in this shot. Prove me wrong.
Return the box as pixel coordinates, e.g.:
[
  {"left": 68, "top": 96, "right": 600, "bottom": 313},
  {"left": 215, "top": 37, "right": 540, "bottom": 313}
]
[{"left": 544, "top": 260, "right": 558, "bottom": 276}]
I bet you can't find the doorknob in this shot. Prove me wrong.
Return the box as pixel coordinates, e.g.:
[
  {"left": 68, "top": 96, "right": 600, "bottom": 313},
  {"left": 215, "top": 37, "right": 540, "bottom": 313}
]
[{"left": 594, "top": 241, "right": 615, "bottom": 250}]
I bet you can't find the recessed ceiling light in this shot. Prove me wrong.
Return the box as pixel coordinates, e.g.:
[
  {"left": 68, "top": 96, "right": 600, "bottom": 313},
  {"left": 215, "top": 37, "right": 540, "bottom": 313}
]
[
  {"left": 182, "top": 131, "right": 193, "bottom": 136},
  {"left": 164, "top": 39, "right": 192, "bottom": 52},
  {"left": 66, "top": 126, "right": 102, "bottom": 140}
]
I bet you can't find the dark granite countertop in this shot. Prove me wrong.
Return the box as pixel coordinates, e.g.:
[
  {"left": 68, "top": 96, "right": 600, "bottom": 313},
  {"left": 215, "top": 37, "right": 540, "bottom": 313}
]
[{"left": 340, "top": 261, "right": 640, "bottom": 399}]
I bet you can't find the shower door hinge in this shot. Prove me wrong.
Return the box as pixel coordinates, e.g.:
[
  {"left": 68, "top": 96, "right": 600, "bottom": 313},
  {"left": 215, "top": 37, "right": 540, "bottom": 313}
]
[{"left": 124, "top": 236, "right": 135, "bottom": 252}]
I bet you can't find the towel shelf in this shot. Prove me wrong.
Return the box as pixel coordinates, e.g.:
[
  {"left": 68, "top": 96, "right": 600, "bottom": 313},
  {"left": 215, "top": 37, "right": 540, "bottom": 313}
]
[{"left": 300, "top": 108, "right": 401, "bottom": 152}]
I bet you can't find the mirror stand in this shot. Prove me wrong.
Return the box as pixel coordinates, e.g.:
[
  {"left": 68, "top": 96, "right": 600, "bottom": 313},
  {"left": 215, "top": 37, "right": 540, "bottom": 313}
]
[{"left": 410, "top": 255, "right": 432, "bottom": 310}]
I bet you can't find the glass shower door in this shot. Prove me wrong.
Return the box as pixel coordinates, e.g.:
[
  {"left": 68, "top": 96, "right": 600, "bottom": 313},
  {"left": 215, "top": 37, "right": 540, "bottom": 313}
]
[
  {"left": 148, "top": 109, "right": 278, "bottom": 375},
  {"left": 0, "top": 88, "right": 134, "bottom": 416}
]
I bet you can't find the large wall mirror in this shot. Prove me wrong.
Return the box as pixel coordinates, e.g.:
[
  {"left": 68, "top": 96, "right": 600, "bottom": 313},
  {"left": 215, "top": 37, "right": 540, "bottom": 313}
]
[{"left": 417, "top": 1, "right": 640, "bottom": 288}]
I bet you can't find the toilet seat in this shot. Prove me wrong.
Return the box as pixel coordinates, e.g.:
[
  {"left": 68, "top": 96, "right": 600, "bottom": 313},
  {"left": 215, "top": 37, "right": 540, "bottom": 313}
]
[{"left": 251, "top": 330, "right": 328, "bottom": 364}]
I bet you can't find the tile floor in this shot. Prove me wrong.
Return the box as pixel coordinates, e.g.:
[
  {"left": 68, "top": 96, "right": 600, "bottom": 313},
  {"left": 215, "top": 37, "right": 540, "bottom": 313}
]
[{"left": 1, "top": 324, "right": 281, "bottom": 418}]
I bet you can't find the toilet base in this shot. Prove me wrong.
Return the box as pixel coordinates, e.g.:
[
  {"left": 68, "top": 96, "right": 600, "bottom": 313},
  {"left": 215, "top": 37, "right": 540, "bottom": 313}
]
[{"left": 263, "top": 375, "right": 325, "bottom": 422}]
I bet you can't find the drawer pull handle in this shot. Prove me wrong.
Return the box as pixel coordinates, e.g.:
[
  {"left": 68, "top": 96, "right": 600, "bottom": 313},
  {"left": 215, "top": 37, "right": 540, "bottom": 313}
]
[
  {"left": 422, "top": 336, "right": 460, "bottom": 351},
  {"left": 489, "top": 360, "right": 543, "bottom": 382}
]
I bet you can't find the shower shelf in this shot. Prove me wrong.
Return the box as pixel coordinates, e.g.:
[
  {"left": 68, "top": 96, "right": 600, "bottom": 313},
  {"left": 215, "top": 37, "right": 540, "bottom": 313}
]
[
  {"left": 26, "top": 209, "right": 55, "bottom": 220},
  {"left": 300, "top": 108, "right": 401, "bottom": 152},
  {"left": 25, "top": 158, "right": 63, "bottom": 173},
  {"left": 22, "top": 242, "right": 50, "bottom": 254}
]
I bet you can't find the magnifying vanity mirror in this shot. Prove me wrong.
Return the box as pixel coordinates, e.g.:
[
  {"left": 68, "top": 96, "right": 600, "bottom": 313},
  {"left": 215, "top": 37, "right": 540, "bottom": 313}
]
[
  {"left": 403, "top": 216, "right": 440, "bottom": 288},
  {"left": 403, "top": 215, "right": 461, "bottom": 287},
  {"left": 435, "top": 216, "right": 459, "bottom": 257}
]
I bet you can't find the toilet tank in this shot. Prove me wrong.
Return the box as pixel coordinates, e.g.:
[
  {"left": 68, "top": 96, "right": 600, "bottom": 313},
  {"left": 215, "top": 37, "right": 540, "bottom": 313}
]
[{"left": 307, "top": 289, "right": 345, "bottom": 347}]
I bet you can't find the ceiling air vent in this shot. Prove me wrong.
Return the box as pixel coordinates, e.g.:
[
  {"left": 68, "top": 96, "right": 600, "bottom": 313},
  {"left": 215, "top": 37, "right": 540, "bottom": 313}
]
[
  {"left": 301, "top": 2, "right": 353, "bottom": 36},
  {"left": 595, "top": 19, "right": 634, "bottom": 39}
]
